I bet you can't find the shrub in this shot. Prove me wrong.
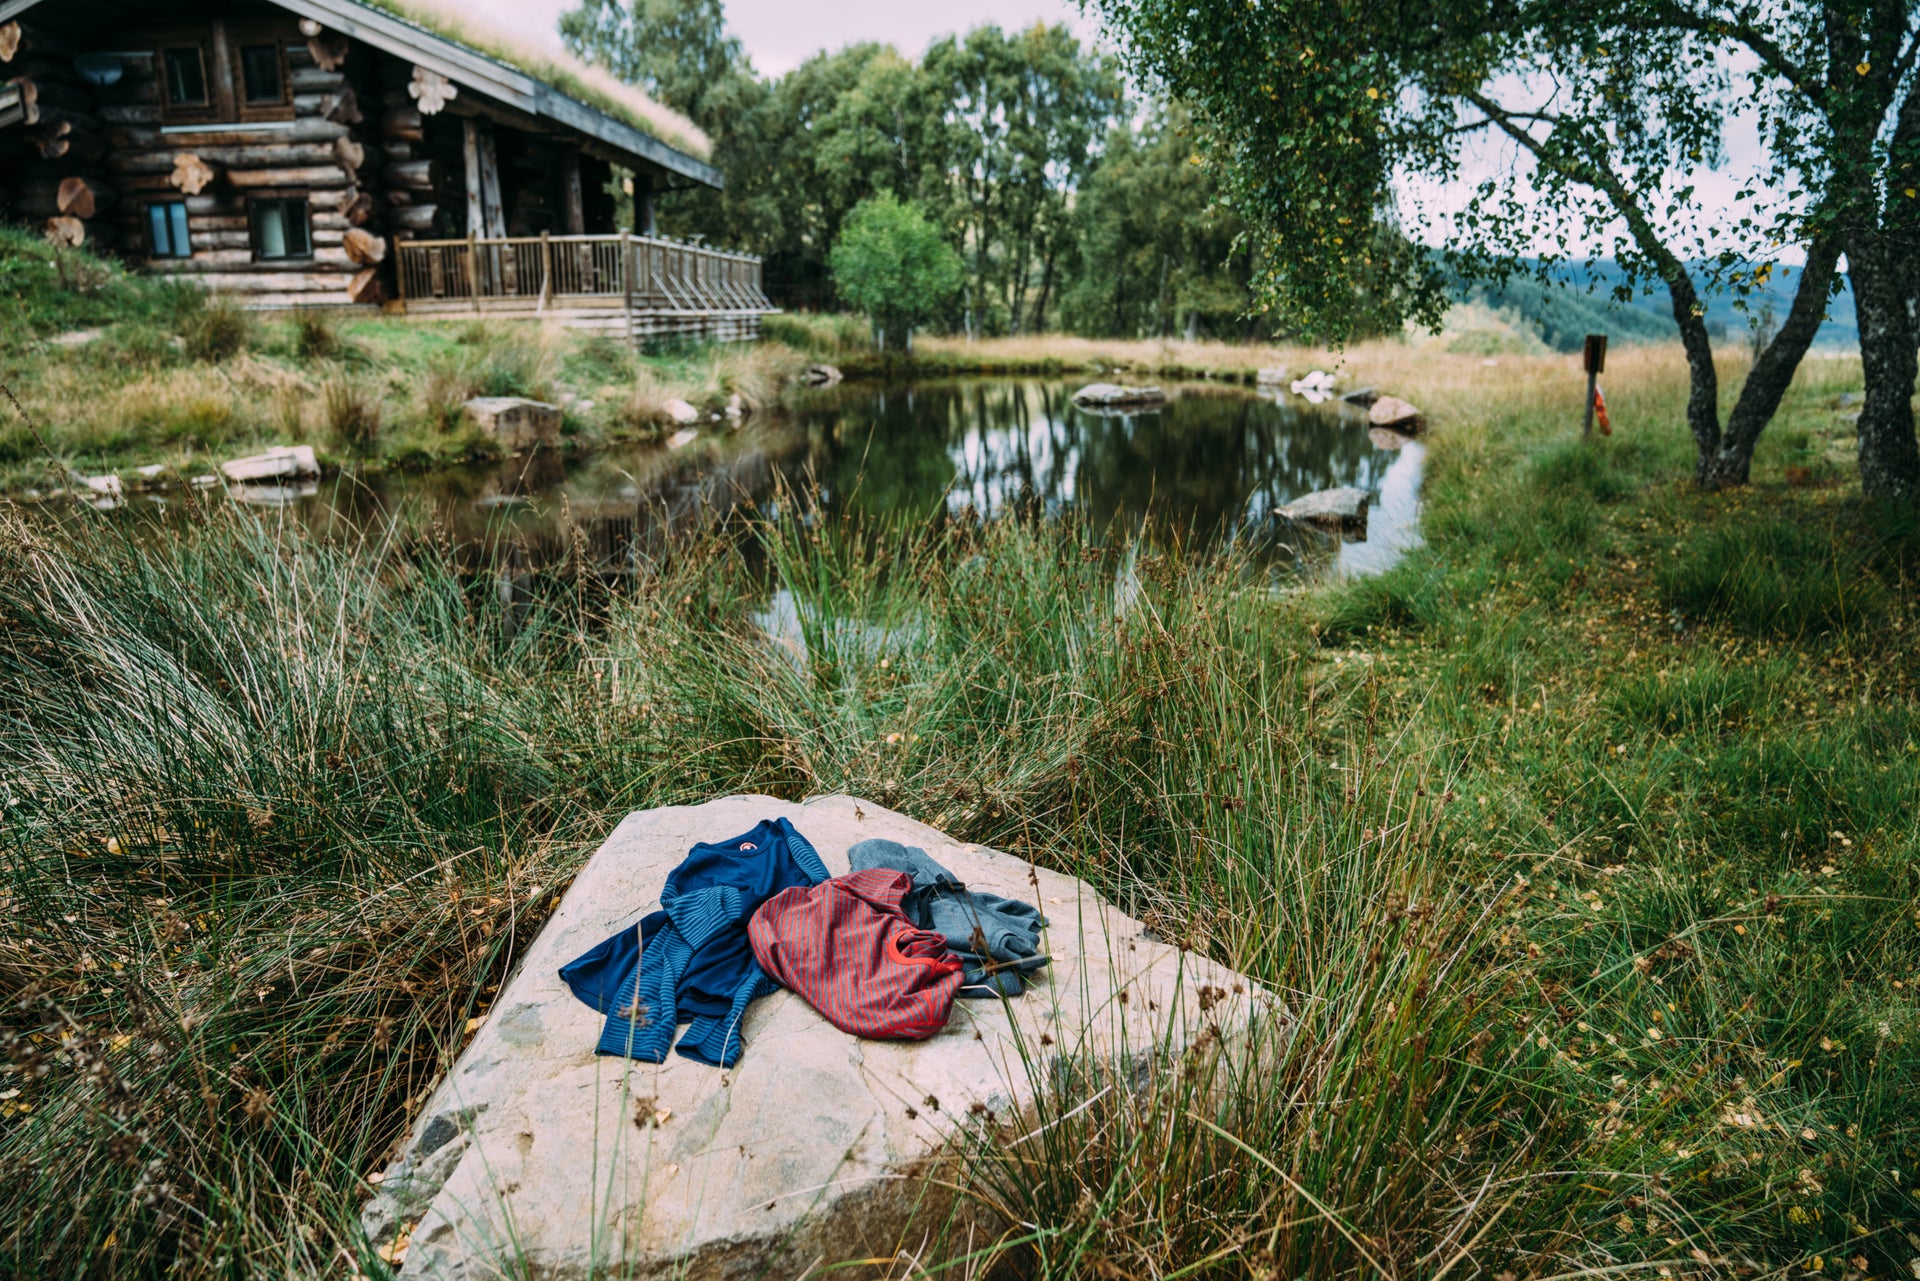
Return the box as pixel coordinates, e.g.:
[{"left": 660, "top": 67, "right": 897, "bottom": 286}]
[
  {"left": 1658, "top": 519, "right": 1883, "bottom": 637},
  {"left": 829, "top": 194, "right": 964, "bottom": 351}
]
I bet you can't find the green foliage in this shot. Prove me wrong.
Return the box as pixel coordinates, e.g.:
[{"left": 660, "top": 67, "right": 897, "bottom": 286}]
[
  {"left": 0, "top": 225, "right": 198, "bottom": 354},
  {"left": 324, "top": 377, "right": 382, "bottom": 452},
  {"left": 828, "top": 194, "right": 964, "bottom": 349}
]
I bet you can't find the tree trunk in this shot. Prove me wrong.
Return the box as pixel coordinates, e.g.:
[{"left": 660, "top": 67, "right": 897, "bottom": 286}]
[
  {"left": 1701, "top": 241, "right": 1843, "bottom": 488},
  {"left": 1659, "top": 267, "right": 1724, "bottom": 486},
  {"left": 1849, "top": 228, "right": 1920, "bottom": 503}
]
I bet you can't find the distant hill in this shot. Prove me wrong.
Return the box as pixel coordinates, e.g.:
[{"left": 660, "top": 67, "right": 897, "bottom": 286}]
[{"left": 1453, "top": 259, "right": 1858, "bottom": 353}]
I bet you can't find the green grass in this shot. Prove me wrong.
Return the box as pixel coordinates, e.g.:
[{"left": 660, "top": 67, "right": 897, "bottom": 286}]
[
  {"left": 0, "top": 228, "right": 807, "bottom": 489},
  {"left": 0, "top": 262, "right": 1916, "bottom": 1277}
]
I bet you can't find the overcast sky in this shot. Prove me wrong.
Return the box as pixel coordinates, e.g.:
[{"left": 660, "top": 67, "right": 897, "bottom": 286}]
[{"left": 464, "top": 0, "right": 1090, "bottom": 74}]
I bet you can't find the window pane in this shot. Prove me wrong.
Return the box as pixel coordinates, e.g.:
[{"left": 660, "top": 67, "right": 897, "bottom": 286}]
[
  {"left": 148, "top": 204, "right": 172, "bottom": 256},
  {"left": 240, "top": 45, "right": 282, "bottom": 103},
  {"left": 256, "top": 203, "right": 287, "bottom": 258},
  {"left": 167, "top": 204, "right": 191, "bottom": 256},
  {"left": 163, "top": 48, "right": 207, "bottom": 106},
  {"left": 283, "top": 201, "right": 310, "bottom": 257}
]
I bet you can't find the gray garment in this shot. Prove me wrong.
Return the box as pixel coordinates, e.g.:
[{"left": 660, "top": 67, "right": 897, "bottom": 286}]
[{"left": 848, "top": 838, "right": 1047, "bottom": 997}]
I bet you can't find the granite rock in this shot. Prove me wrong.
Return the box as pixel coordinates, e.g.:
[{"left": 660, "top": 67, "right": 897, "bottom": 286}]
[{"left": 362, "top": 794, "right": 1272, "bottom": 1279}]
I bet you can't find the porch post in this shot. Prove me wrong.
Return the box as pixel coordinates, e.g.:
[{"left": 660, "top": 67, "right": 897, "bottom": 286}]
[{"left": 561, "top": 146, "right": 586, "bottom": 236}]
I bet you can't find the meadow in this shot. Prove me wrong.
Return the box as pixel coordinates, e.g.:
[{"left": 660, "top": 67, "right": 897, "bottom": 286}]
[{"left": 0, "top": 236, "right": 1916, "bottom": 1278}]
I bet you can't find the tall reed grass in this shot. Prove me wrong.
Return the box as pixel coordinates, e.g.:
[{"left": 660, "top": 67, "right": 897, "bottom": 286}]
[{"left": 0, "top": 339, "right": 1914, "bottom": 1279}]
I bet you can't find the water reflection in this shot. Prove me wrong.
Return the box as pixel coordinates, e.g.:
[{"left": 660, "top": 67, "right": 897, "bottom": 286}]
[{"left": 147, "top": 377, "right": 1422, "bottom": 580}]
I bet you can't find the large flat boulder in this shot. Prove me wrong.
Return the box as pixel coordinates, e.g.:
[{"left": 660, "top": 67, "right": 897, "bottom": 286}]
[
  {"left": 362, "top": 794, "right": 1272, "bottom": 1279},
  {"left": 462, "top": 398, "right": 561, "bottom": 451}
]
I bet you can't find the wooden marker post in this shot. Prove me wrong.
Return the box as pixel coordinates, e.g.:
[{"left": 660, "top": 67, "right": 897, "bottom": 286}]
[{"left": 1582, "top": 333, "right": 1608, "bottom": 440}]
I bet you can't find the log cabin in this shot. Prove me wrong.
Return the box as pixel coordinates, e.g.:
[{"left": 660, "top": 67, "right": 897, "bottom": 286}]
[{"left": 0, "top": 0, "right": 775, "bottom": 341}]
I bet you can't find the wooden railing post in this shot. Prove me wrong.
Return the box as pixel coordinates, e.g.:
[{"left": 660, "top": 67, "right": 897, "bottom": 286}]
[
  {"left": 466, "top": 232, "right": 481, "bottom": 311},
  {"left": 622, "top": 232, "right": 635, "bottom": 348},
  {"left": 539, "top": 230, "right": 552, "bottom": 312}
]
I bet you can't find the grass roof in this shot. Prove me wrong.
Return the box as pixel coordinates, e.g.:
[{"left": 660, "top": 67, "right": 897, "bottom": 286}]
[{"left": 358, "top": 0, "right": 713, "bottom": 163}]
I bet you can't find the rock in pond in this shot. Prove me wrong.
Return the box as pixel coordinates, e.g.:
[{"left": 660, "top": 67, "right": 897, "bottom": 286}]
[
  {"left": 221, "top": 445, "right": 319, "bottom": 484},
  {"left": 1072, "top": 382, "right": 1165, "bottom": 408},
  {"left": 1278, "top": 486, "right": 1369, "bottom": 536},
  {"left": 801, "top": 363, "right": 843, "bottom": 388},
  {"left": 463, "top": 397, "right": 561, "bottom": 451},
  {"left": 361, "top": 794, "right": 1273, "bottom": 1279},
  {"left": 663, "top": 397, "right": 701, "bottom": 426},
  {"left": 1368, "top": 395, "right": 1424, "bottom": 433},
  {"left": 1255, "top": 366, "right": 1289, "bottom": 385}
]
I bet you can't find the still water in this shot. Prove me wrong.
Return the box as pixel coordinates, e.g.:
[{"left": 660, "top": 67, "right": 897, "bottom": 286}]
[{"left": 244, "top": 379, "right": 1422, "bottom": 577}]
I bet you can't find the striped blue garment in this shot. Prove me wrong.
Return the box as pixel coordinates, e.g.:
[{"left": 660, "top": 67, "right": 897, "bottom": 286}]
[{"left": 560, "top": 817, "right": 829, "bottom": 1067}]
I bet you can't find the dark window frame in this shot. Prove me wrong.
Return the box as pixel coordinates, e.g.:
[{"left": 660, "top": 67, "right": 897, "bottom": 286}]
[
  {"left": 147, "top": 201, "right": 192, "bottom": 259},
  {"left": 249, "top": 197, "right": 312, "bottom": 261},
  {"left": 156, "top": 39, "right": 218, "bottom": 124},
  {"left": 154, "top": 20, "right": 294, "bottom": 126}
]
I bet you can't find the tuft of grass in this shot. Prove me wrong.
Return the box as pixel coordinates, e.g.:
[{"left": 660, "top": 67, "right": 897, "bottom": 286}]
[
  {"left": 292, "top": 311, "right": 342, "bottom": 360},
  {"left": 178, "top": 294, "right": 253, "bottom": 363},
  {"left": 324, "top": 377, "right": 383, "bottom": 452}
]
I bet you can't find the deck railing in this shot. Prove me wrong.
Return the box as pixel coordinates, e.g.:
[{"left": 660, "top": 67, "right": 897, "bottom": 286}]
[{"left": 394, "top": 233, "right": 775, "bottom": 313}]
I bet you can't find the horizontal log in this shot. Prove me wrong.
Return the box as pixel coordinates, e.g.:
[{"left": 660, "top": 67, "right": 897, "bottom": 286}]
[
  {"left": 146, "top": 256, "right": 356, "bottom": 279},
  {"left": 348, "top": 266, "right": 382, "bottom": 304},
  {"left": 382, "top": 158, "right": 435, "bottom": 191},
  {"left": 106, "top": 142, "right": 341, "bottom": 174},
  {"left": 380, "top": 106, "right": 423, "bottom": 142},
  {"left": 183, "top": 227, "right": 349, "bottom": 252},
  {"left": 289, "top": 66, "right": 345, "bottom": 93},
  {"left": 108, "top": 119, "right": 349, "bottom": 147},
  {"left": 388, "top": 203, "right": 438, "bottom": 231},
  {"left": 97, "top": 102, "right": 162, "bottom": 124},
  {"left": 1, "top": 22, "right": 76, "bottom": 63},
  {"left": 189, "top": 211, "right": 353, "bottom": 233},
  {"left": 225, "top": 165, "right": 353, "bottom": 189},
  {"left": 10, "top": 74, "right": 94, "bottom": 116}
]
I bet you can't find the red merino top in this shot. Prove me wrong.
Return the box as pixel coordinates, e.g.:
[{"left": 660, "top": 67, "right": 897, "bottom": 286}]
[{"left": 749, "top": 868, "right": 964, "bottom": 1041}]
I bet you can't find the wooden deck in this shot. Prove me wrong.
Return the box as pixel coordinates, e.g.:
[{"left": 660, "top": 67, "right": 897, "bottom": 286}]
[{"left": 393, "top": 234, "right": 777, "bottom": 343}]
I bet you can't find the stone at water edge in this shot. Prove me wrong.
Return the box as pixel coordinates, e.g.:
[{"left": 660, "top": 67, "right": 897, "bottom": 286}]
[
  {"left": 663, "top": 397, "right": 701, "bottom": 426},
  {"left": 360, "top": 794, "right": 1276, "bottom": 1280},
  {"left": 461, "top": 398, "right": 561, "bottom": 452},
  {"left": 801, "top": 363, "right": 843, "bottom": 387},
  {"left": 221, "top": 445, "right": 319, "bottom": 484},
  {"left": 1255, "top": 366, "right": 1289, "bottom": 385},
  {"left": 1072, "top": 382, "right": 1166, "bottom": 407},
  {"left": 1279, "top": 486, "right": 1369, "bottom": 536},
  {"left": 666, "top": 427, "right": 699, "bottom": 449},
  {"left": 1368, "top": 395, "right": 1424, "bottom": 432}
]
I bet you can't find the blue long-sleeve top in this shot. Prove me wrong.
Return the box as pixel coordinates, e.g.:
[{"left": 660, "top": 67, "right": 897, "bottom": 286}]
[{"left": 560, "top": 817, "right": 829, "bottom": 1066}]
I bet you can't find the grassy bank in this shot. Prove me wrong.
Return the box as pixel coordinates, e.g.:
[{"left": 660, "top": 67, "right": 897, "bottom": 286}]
[
  {"left": 2, "top": 305, "right": 1916, "bottom": 1275},
  {"left": 0, "top": 228, "right": 807, "bottom": 491}
]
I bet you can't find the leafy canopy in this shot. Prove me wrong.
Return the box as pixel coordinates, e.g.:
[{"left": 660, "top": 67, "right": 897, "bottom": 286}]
[{"left": 828, "top": 194, "right": 965, "bottom": 346}]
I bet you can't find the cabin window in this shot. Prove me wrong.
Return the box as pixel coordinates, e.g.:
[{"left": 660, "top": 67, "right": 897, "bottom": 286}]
[
  {"left": 156, "top": 22, "right": 295, "bottom": 125},
  {"left": 161, "top": 46, "right": 210, "bottom": 108},
  {"left": 250, "top": 198, "right": 311, "bottom": 260},
  {"left": 238, "top": 44, "right": 285, "bottom": 104},
  {"left": 147, "top": 202, "right": 192, "bottom": 259}
]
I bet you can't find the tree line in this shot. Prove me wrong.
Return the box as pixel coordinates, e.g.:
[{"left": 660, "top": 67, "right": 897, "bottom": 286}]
[
  {"left": 1091, "top": 0, "right": 1920, "bottom": 501},
  {"left": 560, "top": 0, "right": 1269, "bottom": 341}
]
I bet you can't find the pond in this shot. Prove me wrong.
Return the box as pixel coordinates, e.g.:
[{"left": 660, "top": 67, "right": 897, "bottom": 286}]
[{"left": 180, "top": 378, "right": 1423, "bottom": 578}]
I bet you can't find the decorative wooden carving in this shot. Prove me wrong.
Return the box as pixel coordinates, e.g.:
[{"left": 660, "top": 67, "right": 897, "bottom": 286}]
[
  {"left": 332, "top": 137, "right": 365, "bottom": 173},
  {"left": 298, "top": 18, "right": 323, "bottom": 37},
  {"left": 0, "top": 22, "right": 22, "bottom": 64},
  {"left": 343, "top": 228, "right": 387, "bottom": 265},
  {"left": 322, "top": 87, "right": 361, "bottom": 125},
  {"left": 170, "top": 152, "right": 216, "bottom": 195},
  {"left": 340, "top": 189, "right": 374, "bottom": 225},
  {"left": 308, "top": 34, "right": 349, "bottom": 73},
  {"left": 44, "top": 215, "right": 85, "bottom": 247},
  {"left": 408, "top": 66, "right": 456, "bottom": 115},
  {"left": 56, "top": 175, "right": 98, "bottom": 219},
  {"left": 348, "top": 267, "right": 383, "bottom": 304}
]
